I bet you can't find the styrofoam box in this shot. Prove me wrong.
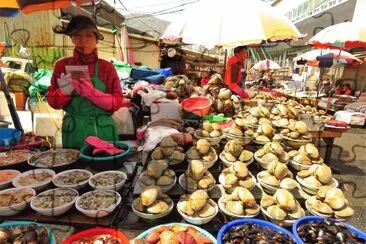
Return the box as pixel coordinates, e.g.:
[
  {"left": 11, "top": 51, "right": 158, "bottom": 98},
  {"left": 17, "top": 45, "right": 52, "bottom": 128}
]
[{"left": 0, "top": 92, "right": 16, "bottom": 116}]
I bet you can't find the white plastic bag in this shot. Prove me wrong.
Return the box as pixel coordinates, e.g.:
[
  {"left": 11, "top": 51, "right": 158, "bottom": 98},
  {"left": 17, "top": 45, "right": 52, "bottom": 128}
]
[
  {"left": 142, "top": 126, "right": 179, "bottom": 152},
  {"left": 112, "top": 107, "right": 135, "bottom": 135}
]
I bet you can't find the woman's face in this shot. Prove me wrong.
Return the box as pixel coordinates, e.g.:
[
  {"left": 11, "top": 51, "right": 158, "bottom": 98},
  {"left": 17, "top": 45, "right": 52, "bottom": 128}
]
[{"left": 71, "top": 28, "right": 97, "bottom": 55}]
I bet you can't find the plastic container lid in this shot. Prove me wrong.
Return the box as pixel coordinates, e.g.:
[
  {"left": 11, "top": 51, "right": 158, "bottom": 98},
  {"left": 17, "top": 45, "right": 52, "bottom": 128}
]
[
  {"left": 293, "top": 216, "right": 366, "bottom": 244},
  {"left": 181, "top": 97, "right": 212, "bottom": 117},
  {"left": 217, "top": 218, "right": 295, "bottom": 244}
]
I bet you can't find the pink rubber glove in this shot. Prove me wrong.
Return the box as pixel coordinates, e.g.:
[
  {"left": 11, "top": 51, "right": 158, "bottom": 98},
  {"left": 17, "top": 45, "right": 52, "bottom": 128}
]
[
  {"left": 72, "top": 78, "right": 118, "bottom": 111},
  {"left": 85, "top": 136, "right": 124, "bottom": 155},
  {"left": 227, "top": 83, "right": 249, "bottom": 99}
]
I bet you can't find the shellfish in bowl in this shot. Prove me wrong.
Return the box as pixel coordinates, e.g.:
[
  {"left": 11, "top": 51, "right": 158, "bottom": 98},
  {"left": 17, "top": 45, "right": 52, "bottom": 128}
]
[
  {"left": 139, "top": 160, "right": 176, "bottom": 193},
  {"left": 254, "top": 142, "right": 289, "bottom": 169},
  {"left": 179, "top": 160, "right": 216, "bottom": 193},
  {"left": 219, "top": 139, "right": 254, "bottom": 167},
  {"left": 219, "top": 161, "right": 256, "bottom": 193}
]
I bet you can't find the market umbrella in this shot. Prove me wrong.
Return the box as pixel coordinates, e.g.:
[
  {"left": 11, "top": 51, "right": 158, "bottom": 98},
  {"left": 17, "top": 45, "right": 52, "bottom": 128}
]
[
  {"left": 161, "top": 0, "right": 303, "bottom": 49},
  {"left": 294, "top": 49, "right": 362, "bottom": 66},
  {"left": 0, "top": 0, "right": 93, "bottom": 17},
  {"left": 308, "top": 21, "right": 366, "bottom": 50},
  {"left": 251, "top": 59, "right": 281, "bottom": 71}
]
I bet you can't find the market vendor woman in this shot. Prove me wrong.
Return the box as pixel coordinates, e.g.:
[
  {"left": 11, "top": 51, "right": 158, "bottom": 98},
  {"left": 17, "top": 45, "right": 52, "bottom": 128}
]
[
  {"left": 46, "top": 15, "right": 123, "bottom": 149},
  {"left": 224, "top": 46, "right": 249, "bottom": 99}
]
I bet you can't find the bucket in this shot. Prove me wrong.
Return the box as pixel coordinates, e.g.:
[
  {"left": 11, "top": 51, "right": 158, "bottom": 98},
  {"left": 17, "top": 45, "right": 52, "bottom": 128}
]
[
  {"left": 0, "top": 128, "right": 22, "bottom": 146},
  {"left": 181, "top": 97, "right": 212, "bottom": 117}
]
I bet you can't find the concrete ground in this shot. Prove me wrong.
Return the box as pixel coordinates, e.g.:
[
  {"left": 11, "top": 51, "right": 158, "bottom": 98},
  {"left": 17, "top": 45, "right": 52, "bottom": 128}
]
[{"left": 123, "top": 128, "right": 366, "bottom": 239}]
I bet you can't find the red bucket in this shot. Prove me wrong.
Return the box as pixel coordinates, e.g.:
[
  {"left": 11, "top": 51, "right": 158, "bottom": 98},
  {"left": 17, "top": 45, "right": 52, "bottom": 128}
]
[
  {"left": 62, "top": 227, "right": 129, "bottom": 244},
  {"left": 181, "top": 97, "right": 212, "bottom": 117}
]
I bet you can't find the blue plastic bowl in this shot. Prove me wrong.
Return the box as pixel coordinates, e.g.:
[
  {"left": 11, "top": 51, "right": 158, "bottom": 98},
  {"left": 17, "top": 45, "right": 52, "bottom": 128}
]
[
  {"left": 217, "top": 218, "right": 295, "bottom": 244},
  {"left": 0, "top": 221, "right": 56, "bottom": 244},
  {"left": 293, "top": 216, "right": 366, "bottom": 244},
  {"left": 0, "top": 128, "right": 22, "bottom": 146}
]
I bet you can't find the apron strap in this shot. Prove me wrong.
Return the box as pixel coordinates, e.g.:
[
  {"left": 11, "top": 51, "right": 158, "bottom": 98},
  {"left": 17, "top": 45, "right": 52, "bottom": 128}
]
[{"left": 94, "top": 59, "right": 100, "bottom": 78}]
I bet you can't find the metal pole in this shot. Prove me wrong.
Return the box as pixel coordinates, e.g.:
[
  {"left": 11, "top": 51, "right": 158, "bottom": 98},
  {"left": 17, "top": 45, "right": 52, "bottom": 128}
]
[
  {"left": 0, "top": 69, "right": 23, "bottom": 134},
  {"left": 223, "top": 49, "right": 228, "bottom": 78}
]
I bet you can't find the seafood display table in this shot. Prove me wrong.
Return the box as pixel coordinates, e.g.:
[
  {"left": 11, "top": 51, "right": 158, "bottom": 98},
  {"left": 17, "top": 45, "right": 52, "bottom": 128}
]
[
  {"left": 309, "top": 129, "right": 343, "bottom": 165},
  {"left": 0, "top": 161, "right": 140, "bottom": 229}
]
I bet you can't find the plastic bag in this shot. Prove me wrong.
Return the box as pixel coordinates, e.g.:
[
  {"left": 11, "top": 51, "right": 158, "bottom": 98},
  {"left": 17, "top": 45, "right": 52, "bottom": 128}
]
[{"left": 142, "top": 126, "right": 179, "bottom": 152}]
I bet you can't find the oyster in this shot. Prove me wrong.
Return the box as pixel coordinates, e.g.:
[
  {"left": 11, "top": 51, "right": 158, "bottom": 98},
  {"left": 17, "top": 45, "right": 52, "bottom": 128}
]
[{"left": 189, "top": 190, "right": 209, "bottom": 211}]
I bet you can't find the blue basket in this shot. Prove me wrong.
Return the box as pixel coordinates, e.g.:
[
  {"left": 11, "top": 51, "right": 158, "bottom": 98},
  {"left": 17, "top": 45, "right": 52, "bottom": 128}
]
[
  {"left": 293, "top": 216, "right": 366, "bottom": 244},
  {"left": 217, "top": 218, "right": 295, "bottom": 244},
  {"left": 0, "top": 221, "right": 56, "bottom": 244},
  {"left": 0, "top": 128, "right": 22, "bottom": 146}
]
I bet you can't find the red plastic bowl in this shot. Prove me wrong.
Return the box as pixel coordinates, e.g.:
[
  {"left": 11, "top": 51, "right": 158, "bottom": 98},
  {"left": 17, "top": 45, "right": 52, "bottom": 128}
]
[
  {"left": 62, "top": 227, "right": 129, "bottom": 244},
  {"left": 181, "top": 97, "right": 212, "bottom": 116}
]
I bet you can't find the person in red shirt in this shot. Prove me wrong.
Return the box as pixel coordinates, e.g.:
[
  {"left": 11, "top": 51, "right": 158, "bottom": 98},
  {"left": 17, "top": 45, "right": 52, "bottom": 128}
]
[
  {"left": 224, "top": 46, "right": 249, "bottom": 99},
  {"left": 342, "top": 84, "right": 352, "bottom": 95},
  {"left": 200, "top": 70, "right": 215, "bottom": 87},
  {"left": 46, "top": 15, "right": 124, "bottom": 149}
]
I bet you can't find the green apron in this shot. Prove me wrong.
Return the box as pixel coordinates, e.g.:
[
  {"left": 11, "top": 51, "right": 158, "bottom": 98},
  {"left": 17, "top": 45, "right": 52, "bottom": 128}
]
[{"left": 62, "top": 60, "right": 118, "bottom": 149}]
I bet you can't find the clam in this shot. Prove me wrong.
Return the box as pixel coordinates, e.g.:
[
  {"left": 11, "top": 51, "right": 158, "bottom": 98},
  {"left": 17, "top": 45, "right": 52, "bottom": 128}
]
[
  {"left": 141, "top": 186, "right": 159, "bottom": 206},
  {"left": 133, "top": 198, "right": 145, "bottom": 212},
  {"left": 261, "top": 153, "right": 279, "bottom": 163},
  {"left": 225, "top": 174, "right": 239, "bottom": 186},
  {"left": 233, "top": 162, "right": 249, "bottom": 178},
  {"left": 277, "top": 118, "right": 289, "bottom": 127},
  {"left": 269, "top": 142, "right": 284, "bottom": 156},
  {"left": 245, "top": 129, "right": 254, "bottom": 137},
  {"left": 189, "top": 190, "right": 209, "bottom": 211},
  {"left": 229, "top": 127, "right": 243, "bottom": 136},
  {"left": 297, "top": 170, "right": 309, "bottom": 178},
  {"left": 178, "top": 201, "right": 194, "bottom": 216},
  {"left": 288, "top": 150, "right": 299, "bottom": 159},
  {"left": 259, "top": 118, "right": 271, "bottom": 125},
  {"left": 140, "top": 174, "right": 156, "bottom": 186},
  {"left": 288, "top": 132, "right": 300, "bottom": 139},
  {"left": 256, "top": 135, "right": 270, "bottom": 143},
  {"left": 186, "top": 147, "right": 201, "bottom": 160},
  {"left": 151, "top": 148, "right": 164, "bottom": 160},
  {"left": 272, "top": 134, "right": 283, "bottom": 143},
  {"left": 288, "top": 203, "right": 305, "bottom": 219},
  {"left": 189, "top": 160, "right": 206, "bottom": 181},
  {"left": 170, "top": 151, "right": 185, "bottom": 164},
  {"left": 334, "top": 207, "right": 354, "bottom": 219},
  {"left": 236, "top": 187, "right": 256, "bottom": 208},
  {"left": 324, "top": 188, "right": 346, "bottom": 210},
  {"left": 260, "top": 107, "right": 270, "bottom": 118},
  {"left": 147, "top": 161, "right": 164, "bottom": 179},
  {"left": 239, "top": 151, "right": 253, "bottom": 163},
  {"left": 211, "top": 123, "right": 221, "bottom": 131},
  {"left": 209, "top": 130, "right": 221, "bottom": 138},
  {"left": 262, "top": 175, "right": 280, "bottom": 186},
  {"left": 198, "top": 203, "right": 216, "bottom": 218},
  {"left": 245, "top": 204, "right": 260, "bottom": 215},
  {"left": 314, "top": 165, "right": 332, "bottom": 185},
  {"left": 256, "top": 148, "right": 267, "bottom": 157},
  {"left": 303, "top": 143, "right": 319, "bottom": 159},
  {"left": 295, "top": 121, "right": 308, "bottom": 134},
  {"left": 184, "top": 176, "right": 198, "bottom": 190},
  {"left": 198, "top": 176, "right": 215, "bottom": 189},
  {"left": 160, "top": 137, "right": 176, "bottom": 156},
  {"left": 260, "top": 124, "right": 274, "bottom": 137},
  {"left": 317, "top": 185, "right": 335, "bottom": 199},
  {"left": 261, "top": 195, "right": 276, "bottom": 208},
  {"left": 202, "top": 121, "right": 213, "bottom": 132},
  {"left": 274, "top": 189, "right": 296, "bottom": 212},
  {"left": 303, "top": 176, "right": 322, "bottom": 188},
  {"left": 235, "top": 118, "right": 247, "bottom": 129},
  {"left": 147, "top": 200, "right": 170, "bottom": 214},
  {"left": 200, "top": 130, "right": 210, "bottom": 137},
  {"left": 225, "top": 201, "right": 244, "bottom": 215},
  {"left": 312, "top": 201, "right": 333, "bottom": 215},
  {"left": 196, "top": 139, "right": 211, "bottom": 155},
  {"left": 163, "top": 169, "right": 175, "bottom": 177},
  {"left": 267, "top": 205, "right": 287, "bottom": 220},
  {"left": 157, "top": 176, "right": 174, "bottom": 186},
  {"left": 225, "top": 140, "right": 243, "bottom": 158},
  {"left": 239, "top": 178, "right": 255, "bottom": 189},
  {"left": 280, "top": 178, "right": 298, "bottom": 190},
  {"left": 250, "top": 107, "right": 261, "bottom": 117},
  {"left": 293, "top": 153, "right": 312, "bottom": 165},
  {"left": 273, "top": 163, "right": 289, "bottom": 180},
  {"left": 225, "top": 152, "right": 237, "bottom": 162}
]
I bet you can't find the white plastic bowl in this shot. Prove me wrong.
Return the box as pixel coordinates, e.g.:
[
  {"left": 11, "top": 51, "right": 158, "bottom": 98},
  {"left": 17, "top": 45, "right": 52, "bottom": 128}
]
[
  {"left": 131, "top": 198, "right": 173, "bottom": 220},
  {"left": 218, "top": 172, "right": 256, "bottom": 192},
  {"left": 186, "top": 154, "right": 218, "bottom": 169},
  {"left": 12, "top": 169, "right": 55, "bottom": 191},
  {"left": 218, "top": 196, "right": 260, "bottom": 219},
  {"left": 30, "top": 188, "right": 78, "bottom": 216},
  {"left": 0, "top": 187, "right": 35, "bottom": 216},
  {"left": 256, "top": 171, "right": 280, "bottom": 195},
  {"left": 76, "top": 190, "right": 121, "bottom": 218},
  {"left": 53, "top": 169, "right": 92, "bottom": 190},
  {"left": 89, "top": 171, "right": 127, "bottom": 191},
  {"left": 0, "top": 170, "right": 20, "bottom": 190},
  {"left": 178, "top": 174, "right": 216, "bottom": 193},
  {"left": 194, "top": 131, "right": 224, "bottom": 146},
  {"left": 223, "top": 132, "right": 253, "bottom": 145},
  {"left": 289, "top": 158, "right": 324, "bottom": 171},
  {"left": 219, "top": 152, "right": 253, "bottom": 168},
  {"left": 139, "top": 171, "right": 176, "bottom": 193},
  {"left": 254, "top": 152, "right": 289, "bottom": 170},
  {"left": 177, "top": 199, "right": 218, "bottom": 225},
  {"left": 296, "top": 175, "right": 338, "bottom": 195},
  {"left": 261, "top": 205, "right": 297, "bottom": 227}
]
